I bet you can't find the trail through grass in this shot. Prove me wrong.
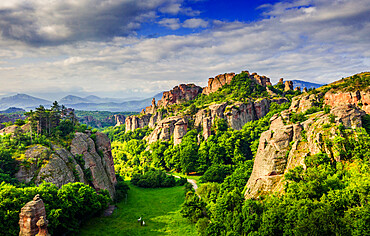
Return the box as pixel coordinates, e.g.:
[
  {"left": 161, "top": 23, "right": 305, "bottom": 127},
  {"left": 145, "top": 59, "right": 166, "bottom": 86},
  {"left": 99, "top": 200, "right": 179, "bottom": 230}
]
[{"left": 79, "top": 182, "right": 196, "bottom": 236}]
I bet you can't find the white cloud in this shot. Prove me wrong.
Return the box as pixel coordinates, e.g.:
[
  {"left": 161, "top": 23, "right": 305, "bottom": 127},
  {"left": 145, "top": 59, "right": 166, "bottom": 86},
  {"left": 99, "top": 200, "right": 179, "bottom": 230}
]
[
  {"left": 158, "top": 18, "right": 181, "bottom": 30},
  {"left": 0, "top": 0, "right": 369, "bottom": 99},
  {"left": 183, "top": 18, "right": 208, "bottom": 28}
]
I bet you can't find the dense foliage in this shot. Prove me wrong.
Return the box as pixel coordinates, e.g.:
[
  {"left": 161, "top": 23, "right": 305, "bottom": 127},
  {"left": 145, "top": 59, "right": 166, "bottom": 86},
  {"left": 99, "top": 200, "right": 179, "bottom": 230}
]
[
  {"left": 131, "top": 169, "right": 187, "bottom": 188},
  {"left": 0, "top": 182, "right": 110, "bottom": 235},
  {"left": 180, "top": 127, "right": 370, "bottom": 236}
]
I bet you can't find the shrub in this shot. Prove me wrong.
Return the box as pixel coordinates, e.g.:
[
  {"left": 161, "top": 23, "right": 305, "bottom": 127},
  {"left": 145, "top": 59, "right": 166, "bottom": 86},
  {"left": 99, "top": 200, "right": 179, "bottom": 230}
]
[
  {"left": 200, "top": 165, "right": 231, "bottom": 183},
  {"left": 131, "top": 169, "right": 186, "bottom": 188}
]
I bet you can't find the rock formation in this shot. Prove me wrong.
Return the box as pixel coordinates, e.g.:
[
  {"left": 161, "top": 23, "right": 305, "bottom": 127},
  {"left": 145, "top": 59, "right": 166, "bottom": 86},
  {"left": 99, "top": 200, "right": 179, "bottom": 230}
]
[
  {"left": 244, "top": 104, "right": 365, "bottom": 199},
  {"left": 324, "top": 90, "right": 370, "bottom": 114},
  {"left": 144, "top": 98, "right": 157, "bottom": 114},
  {"left": 284, "top": 81, "right": 293, "bottom": 91},
  {"left": 15, "top": 132, "right": 117, "bottom": 199},
  {"left": 303, "top": 87, "right": 308, "bottom": 93},
  {"left": 290, "top": 93, "right": 322, "bottom": 113},
  {"left": 157, "top": 84, "right": 203, "bottom": 107},
  {"left": 19, "top": 195, "right": 49, "bottom": 236},
  {"left": 125, "top": 114, "right": 151, "bottom": 132},
  {"left": 114, "top": 114, "right": 126, "bottom": 126},
  {"left": 146, "top": 116, "right": 186, "bottom": 144},
  {"left": 294, "top": 86, "right": 301, "bottom": 92},
  {"left": 202, "top": 73, "right": 235, "bottom": 95},
  {"left": 71, "top": 132, "right": 117, "bottom": 198},
  {"left": 173, "top": 118, "right": 188, "bottom": 145},
  {"left": 279, "top": 78, "right": 284, "bottom": 84}
]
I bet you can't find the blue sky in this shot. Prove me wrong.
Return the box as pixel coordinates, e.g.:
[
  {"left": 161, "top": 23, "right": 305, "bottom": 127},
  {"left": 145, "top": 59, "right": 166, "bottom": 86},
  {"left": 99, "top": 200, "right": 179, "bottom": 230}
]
[{"left": 0, "top": 0, "right": 369, "bottom": 100}]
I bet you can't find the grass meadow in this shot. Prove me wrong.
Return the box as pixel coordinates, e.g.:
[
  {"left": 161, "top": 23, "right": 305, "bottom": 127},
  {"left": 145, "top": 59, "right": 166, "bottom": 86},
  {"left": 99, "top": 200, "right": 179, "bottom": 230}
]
[{"left": 78, "top": 182, "right": 196, "bottom": 236}]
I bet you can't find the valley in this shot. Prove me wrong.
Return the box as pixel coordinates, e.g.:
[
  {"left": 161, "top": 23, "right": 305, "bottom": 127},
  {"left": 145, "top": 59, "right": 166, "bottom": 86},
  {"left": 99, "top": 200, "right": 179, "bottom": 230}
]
[{"left": 0, "top": 70, "right": 369, "bottom": 236}]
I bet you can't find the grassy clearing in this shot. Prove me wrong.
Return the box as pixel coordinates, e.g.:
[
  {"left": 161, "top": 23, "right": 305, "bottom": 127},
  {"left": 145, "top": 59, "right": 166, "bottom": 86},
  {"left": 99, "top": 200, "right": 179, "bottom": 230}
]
[
  {"left": 167, "top": 171, "right": 202, "bottom": 186},
  {"left": 78, "top": 182, "right": 196, "bottom": 236}
]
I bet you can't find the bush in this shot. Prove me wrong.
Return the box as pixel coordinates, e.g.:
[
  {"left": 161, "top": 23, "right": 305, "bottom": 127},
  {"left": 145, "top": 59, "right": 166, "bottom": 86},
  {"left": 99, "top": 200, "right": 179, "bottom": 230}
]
[
  {"left": 114, "top": 174, "right": 130, "bottom": 202},
  {"left": 200, "top": 165, "right": 231, "bottom": 183},
  {"left": 131, "top": 169, "right": 186, "bottom": 188}
]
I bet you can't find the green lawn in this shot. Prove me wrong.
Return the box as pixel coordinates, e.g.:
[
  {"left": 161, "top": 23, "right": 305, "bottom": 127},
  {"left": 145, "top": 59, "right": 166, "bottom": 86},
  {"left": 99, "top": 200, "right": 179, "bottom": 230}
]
[{"left": 78, "top": 183, "right": 196, "bottom": 236}]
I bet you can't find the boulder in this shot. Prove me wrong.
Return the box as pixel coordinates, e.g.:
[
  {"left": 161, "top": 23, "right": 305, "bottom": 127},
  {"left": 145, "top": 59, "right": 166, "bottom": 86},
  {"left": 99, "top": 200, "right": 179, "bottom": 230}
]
[{"left": 19, "top": 195, "right": 49, "bottom": 236}]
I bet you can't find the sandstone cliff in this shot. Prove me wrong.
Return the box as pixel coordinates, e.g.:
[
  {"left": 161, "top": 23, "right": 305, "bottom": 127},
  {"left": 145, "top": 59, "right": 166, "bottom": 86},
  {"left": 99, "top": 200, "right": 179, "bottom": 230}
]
[
  {"left": 15, "top": 132, "right": 116, "bottom": 199},
  {"left": 157, "top": 84, "right": 203, "bottom": 108},
  {"left": 325, "top": 90, "right": 370, "bottom": 114},
  {"left": 244, "top": 95, "right": 365, "bottom": 199}
]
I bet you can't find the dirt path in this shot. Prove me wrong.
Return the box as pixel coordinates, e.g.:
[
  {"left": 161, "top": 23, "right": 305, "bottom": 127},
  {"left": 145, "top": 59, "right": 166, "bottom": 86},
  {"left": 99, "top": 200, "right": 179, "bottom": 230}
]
[{"left": 170, "top": 174, "right": 200, "bottom": 197}]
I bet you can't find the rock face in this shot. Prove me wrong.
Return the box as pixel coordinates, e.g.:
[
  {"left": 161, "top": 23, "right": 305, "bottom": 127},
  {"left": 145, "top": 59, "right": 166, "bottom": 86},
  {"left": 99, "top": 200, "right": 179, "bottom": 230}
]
[
  {"left": 324, "top": 90, "right": 370, "bottom": 114},
  {"left": 71, "top": 132, "right": 117, "bottom": 198},
  {"left": 143, "top": 98, "right": 157, "bottom": 114},
  {"left": 157, "top": 84, "right": 203, "bottom": 108},
  {"left": 173, "top": 118, "right": 188, "bottom": 145},
  {"left": 194, "top": 98, "right": 287, "bottom": 139},
  {"left": 16, "top": 132, "right": 117, "bottom": 199},
  {"left": 125, "top": 114, "right": 151, "bottom": 132},
  {"left": 19, "top": 195, "right": 49, "bottom": 236},
  {"left": 284, "top": 81, "right": 293, "bottom": 91},
  {"left": 114, "top": 114, "right": 126, "bottom": 126},
  {"left": 290, "top": 93, "right": 322, "bottom": 113},
  {"left": 202, "top": 73, "right": 236, "bottom": 95},
  {"left": 244, "top": 106, "right": 365, "bottom": 199},
  {"left": 146, "top": 116, "right": 186, "bottom": 144}
]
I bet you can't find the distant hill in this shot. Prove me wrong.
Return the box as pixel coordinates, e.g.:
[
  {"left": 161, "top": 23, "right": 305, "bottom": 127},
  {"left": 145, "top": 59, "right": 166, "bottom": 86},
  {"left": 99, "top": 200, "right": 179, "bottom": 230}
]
[
  {"left": 0, "top": 94, "right": 51, "bottom": 110},
  {"left": 0, "top": 92, "right": 164, "bottom": 112},
  {"left": 0, "top": 107, "right": 25, "bottom": 113},
  {"left": 59, "top": 95, "right": 90, "bottom": 104},
  {"left": 291, "top": 80, "right": 324, "bottom": 89},
  {"left": 65, "top": 92, "right": 163, "bottom": 112}
]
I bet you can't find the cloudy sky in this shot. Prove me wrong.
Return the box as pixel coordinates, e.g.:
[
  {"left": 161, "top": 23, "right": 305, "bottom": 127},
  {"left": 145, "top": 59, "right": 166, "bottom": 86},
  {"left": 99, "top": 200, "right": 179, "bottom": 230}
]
[{"left": 0, "top": 0, "right": 369, "bottom": 100}]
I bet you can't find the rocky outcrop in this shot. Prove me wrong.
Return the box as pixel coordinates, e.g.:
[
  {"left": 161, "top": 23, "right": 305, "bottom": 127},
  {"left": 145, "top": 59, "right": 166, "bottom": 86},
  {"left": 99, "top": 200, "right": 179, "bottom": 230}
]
[
  {"left": 71, "top": 132, "right": 116, "bottom": 198},
  {"left": 19, "top": 195, "right": 49, "bottom": 236},
  {"left": 202, "top": 71, "right": 273, "bottom": 95},
  {"left": 202, "top": 73, "right": 235, "bottom": 95},
  {"left": 294, "top": 87, "right": 301, "bottom": 92},
  {"left": 125, "top": 114, "right": 151, "bottom": 132},
  {"left": 157, "top": 84, "right": 202, "bottom": 108},
  {"left": 194, "top": 98, "right": 287, "bottom": 139},
  {"left": 303, "top": 87, "right": 308, "bottom": 93},
  {"left": 284, "top": 81, "right": 293, "bottom": 91},
  {"left": 244, "top": 106, "right": 365, "bottom": 199},
  {"left": 173, "top": 118, "right": 188, "bottom": 145},
  {"left": 324, "top": 90, "right": 370, "bottom": 114},
  {"left": 15, "top": 132, "right": 117, "bottom": 199},
  {"left": 143, "top": 98, "right": 157, "bottom": 114},
  {"left": 249, "top": 72, "right": 272, "bottom": 87},
  {"left": 290, "top": 93, "right": 321, "bottom": 113},
  {"left": 114, "top": 114, "right": 126, "bottom": 126},
  {"left": 146, "top": 116, "right": 185, "bottom": 144}
]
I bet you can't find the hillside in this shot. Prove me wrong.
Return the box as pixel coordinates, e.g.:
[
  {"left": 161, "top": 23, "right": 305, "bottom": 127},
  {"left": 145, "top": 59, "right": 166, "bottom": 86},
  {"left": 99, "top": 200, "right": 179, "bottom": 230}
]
[{"left": 107, "top": 70, "right": 370, "bottom": 235}]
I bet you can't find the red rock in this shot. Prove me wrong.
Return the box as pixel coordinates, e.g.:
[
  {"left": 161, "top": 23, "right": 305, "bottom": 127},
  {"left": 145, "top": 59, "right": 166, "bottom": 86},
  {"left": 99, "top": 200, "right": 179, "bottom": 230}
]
[
  {"left": 157, "top": 84, "right": 202, "bottom": 107},
  {"left": 202, "top": 72, "right": 236, "bottom": 95},
  {"left": 284, "top": 81, "right": 293, "bottom": 91},
  {"left": 19, "top": 195, "right": 49, "bottom": 236},
  {"left": 324, "top": 90, "right": 370, "bottom": 114}
]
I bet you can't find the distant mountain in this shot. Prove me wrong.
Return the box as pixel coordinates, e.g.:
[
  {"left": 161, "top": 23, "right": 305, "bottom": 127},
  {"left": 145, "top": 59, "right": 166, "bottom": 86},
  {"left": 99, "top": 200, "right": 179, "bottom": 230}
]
[
  {"left": 0, "top": 94, "right": 51, "bottom": 110},
  {"left": 64, "top": 92, "right": 163, "bottom": 112},
  {"left": 59, "top": 95, "right": 89, "bottom": 104},
  {"left": 291, "top": 80, "right": 324, "bottom": 89},
  {"left": 0, "top": 92, "right": 164, "bottom": 112},
  {"left": 0, "top": 107, "right": 25, "bottom": 113}
]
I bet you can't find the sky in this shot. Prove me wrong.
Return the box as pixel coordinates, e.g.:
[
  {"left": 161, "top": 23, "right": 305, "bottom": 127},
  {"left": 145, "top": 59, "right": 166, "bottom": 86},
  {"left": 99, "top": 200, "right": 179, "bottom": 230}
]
[{"left": 0, "top": 0, "right": 369, "bottom": 100}]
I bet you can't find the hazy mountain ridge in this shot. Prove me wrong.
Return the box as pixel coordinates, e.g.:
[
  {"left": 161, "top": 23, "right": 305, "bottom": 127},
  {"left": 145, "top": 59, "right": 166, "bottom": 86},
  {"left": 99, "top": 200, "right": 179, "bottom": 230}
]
[{"left": 0, "top": 92, "right": 163, "bottom": 112}]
